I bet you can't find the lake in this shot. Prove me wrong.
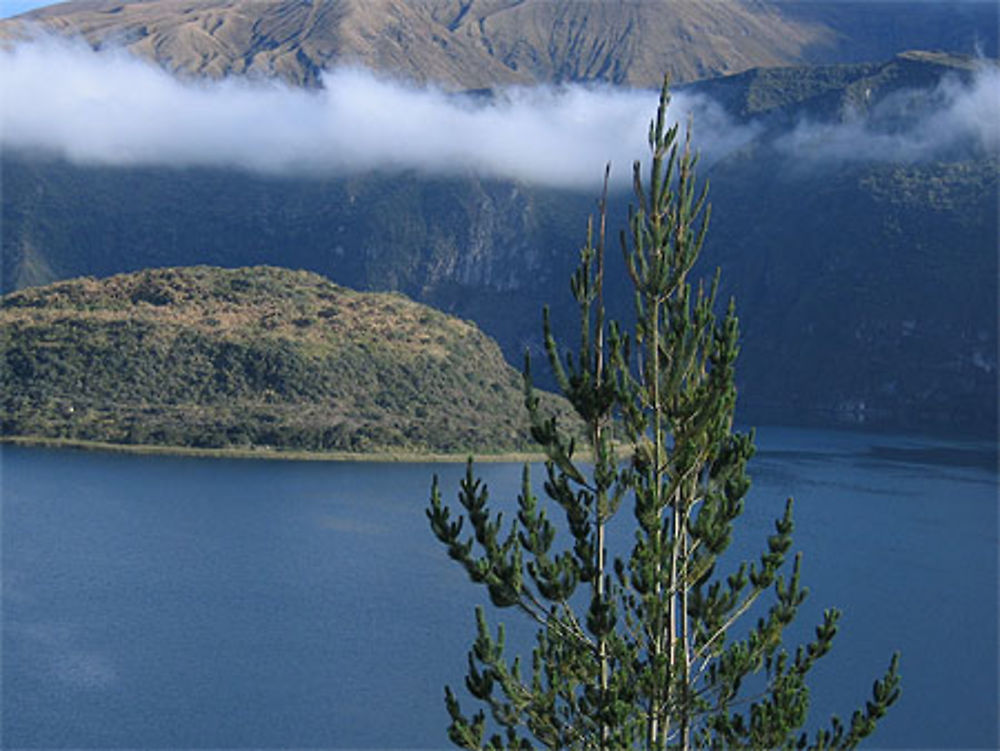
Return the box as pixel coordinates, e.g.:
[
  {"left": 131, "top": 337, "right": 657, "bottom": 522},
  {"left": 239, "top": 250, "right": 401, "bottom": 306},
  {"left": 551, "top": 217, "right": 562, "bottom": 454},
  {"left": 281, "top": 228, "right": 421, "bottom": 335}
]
[{"left": 2, "top": 426, "right": 997, "bottom": 749}]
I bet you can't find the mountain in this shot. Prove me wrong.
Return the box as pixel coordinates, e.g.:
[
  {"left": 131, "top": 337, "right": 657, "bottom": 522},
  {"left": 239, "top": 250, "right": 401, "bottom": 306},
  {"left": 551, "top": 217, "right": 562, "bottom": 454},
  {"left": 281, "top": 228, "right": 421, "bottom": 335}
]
[
  {"left": 1, "top": 161, "right": 590, "bottom": 350},
  {"left": 777, "top": 0, "right": 998, "bottom": 67},
  {"left": 705, "top": 155, "right": 997, "bottom": 434},
  {"left": 686, "top": 51, "right": 998, "bottom": 434},
  {"left": 0, "top": 0, "right": 826, "bottom": 88},
  {"left": 2, "top": 0, "right": 997, "bottom": 440},
  {"left": 686, "top": 48, "right": 986, "bottom": 121},
  {"left": 3, "top": 51, "right": 995, "bottom": 435},
  {"left": 0, "top": 265, "right": 566, "bottom": 455},
  {"left": 3, "top": 0, "right": 994, "bottom": 89}
]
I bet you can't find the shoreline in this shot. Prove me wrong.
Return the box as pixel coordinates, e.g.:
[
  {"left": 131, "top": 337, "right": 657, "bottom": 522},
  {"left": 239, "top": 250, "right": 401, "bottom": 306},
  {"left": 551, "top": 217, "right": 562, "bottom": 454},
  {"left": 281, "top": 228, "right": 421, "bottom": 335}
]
[{"left": 0, "top": 435, "right": 549, "bottom": 464}]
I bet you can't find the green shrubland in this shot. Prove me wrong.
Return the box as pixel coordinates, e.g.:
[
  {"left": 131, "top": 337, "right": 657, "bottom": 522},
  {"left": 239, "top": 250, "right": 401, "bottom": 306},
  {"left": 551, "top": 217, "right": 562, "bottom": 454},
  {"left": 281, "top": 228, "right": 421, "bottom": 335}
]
[{"left": 1, "top": 265, "right": 566, "bottom": 455}]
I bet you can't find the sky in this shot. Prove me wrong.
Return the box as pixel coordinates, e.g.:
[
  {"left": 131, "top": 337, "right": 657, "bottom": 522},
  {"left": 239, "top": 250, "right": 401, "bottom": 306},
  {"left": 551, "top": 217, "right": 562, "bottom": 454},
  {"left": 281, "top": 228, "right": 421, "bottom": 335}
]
[
  {"left": 0, "top": 0, "right": 57, "bottom": 18},
  {"left": 1, "top": 35, "right": 996, "bottom": 188}
]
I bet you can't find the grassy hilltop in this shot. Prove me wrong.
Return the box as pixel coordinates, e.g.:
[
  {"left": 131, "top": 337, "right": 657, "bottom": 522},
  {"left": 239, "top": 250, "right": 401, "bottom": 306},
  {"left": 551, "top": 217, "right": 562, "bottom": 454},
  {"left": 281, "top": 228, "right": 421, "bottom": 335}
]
[{"left": 0, "top": 265, "right": 561, "bottom": 456}]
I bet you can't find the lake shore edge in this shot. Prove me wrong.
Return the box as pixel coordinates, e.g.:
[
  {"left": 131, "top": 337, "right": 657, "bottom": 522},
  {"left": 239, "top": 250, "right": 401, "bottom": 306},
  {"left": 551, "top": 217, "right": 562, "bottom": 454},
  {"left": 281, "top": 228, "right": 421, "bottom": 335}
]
[{"left": 0, "top": 435, "right": 549, "bottom": 464}]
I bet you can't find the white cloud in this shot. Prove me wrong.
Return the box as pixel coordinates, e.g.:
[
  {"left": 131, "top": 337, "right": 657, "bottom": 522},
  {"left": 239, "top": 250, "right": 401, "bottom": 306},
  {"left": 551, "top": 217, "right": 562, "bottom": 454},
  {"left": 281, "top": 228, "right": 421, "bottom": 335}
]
[
  {"left": 1, "top": 37, "right": 994, "bottom": 187},
  {"left": 0, "top": 37, "right": 757, "bottom": 189},
  {"left": 774, "top": 65, "right": 1000, "bottom": 165}
]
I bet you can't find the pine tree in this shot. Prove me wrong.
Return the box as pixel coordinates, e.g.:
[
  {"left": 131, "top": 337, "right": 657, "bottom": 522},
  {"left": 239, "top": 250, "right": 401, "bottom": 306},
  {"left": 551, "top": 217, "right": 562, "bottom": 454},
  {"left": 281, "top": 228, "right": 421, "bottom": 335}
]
[{"left": 426, "top": 77, "right": 899, "bottom": 750}]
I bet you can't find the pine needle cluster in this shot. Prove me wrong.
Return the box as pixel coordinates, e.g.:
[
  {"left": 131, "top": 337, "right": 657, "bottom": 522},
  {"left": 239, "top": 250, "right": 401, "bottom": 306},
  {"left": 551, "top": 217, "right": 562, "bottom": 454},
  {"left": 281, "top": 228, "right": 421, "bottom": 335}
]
[{"left": 427, "top": 78, "right": 899, "bottom": 750}]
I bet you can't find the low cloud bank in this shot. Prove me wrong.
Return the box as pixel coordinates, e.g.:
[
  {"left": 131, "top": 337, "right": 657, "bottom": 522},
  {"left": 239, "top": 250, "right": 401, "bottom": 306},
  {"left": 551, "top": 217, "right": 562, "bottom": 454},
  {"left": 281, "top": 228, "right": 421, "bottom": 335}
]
[
  {"left": 0, "top": 37, "right": 742, "bottom": 188},
  {"left": 1, "top": 37, "right": 997, "bottom": 188},
  {"left": 775, "top": 66, "right": 1000, "bottom": 165}
]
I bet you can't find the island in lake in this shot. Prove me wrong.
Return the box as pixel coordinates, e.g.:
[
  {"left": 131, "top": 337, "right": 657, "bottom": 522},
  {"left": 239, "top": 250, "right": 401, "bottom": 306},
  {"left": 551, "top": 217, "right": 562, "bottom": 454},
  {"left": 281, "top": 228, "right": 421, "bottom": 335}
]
[{"left": 0, "top": 265, "right": 569, "bottom": 458}]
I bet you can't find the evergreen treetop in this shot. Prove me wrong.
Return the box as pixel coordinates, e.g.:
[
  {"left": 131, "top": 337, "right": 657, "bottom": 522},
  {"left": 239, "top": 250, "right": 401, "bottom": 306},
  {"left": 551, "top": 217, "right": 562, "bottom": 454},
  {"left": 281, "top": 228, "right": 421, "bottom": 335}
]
[{"left": 427, "top": 76, "right": 899, "bottom": 750}]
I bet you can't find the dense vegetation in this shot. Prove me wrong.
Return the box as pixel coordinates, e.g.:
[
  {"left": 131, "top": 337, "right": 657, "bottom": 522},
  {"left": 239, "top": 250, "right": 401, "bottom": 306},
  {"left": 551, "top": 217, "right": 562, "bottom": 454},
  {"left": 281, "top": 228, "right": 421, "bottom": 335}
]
[
  {"left": 0, "top": 266, "right": 565, "bottom": 454},
  {"left": 428, "top": 80, "right": 899, "bottom": 750},
  {"left": 2, "top": 53, "right": 996, "bottom": 435},
  {"left": 672, "top": 52, "right": 999, "bottom": 434}
]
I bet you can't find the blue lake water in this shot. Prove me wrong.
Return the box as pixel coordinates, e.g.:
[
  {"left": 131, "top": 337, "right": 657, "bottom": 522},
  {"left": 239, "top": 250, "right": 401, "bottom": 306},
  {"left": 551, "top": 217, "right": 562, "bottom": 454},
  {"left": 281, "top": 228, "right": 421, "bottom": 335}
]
[{"left": 2, "top": 426, "right": 997, "bottom": 749}]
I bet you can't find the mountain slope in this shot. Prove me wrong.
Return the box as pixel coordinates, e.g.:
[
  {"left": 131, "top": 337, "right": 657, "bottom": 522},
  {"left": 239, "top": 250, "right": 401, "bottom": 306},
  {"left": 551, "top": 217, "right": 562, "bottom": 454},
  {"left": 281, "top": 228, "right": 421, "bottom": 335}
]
[
  {"left": 778, "top": 0, "right": 998, "bottom": 66},
  {"left": 0, "top": 0, "right": 831, "bottom": 87},
  {"left": 689, "top": 52, "right": 999, "bottom": 433},
  {"left": 702, "top": 157, "right": 998, "bottom": 434},
  {"left": 0, "top": 265, "right": 561, "bottom": 454},
  {"left": 5, "top": 0, "right": 994, "bottom": 90},
  {"left": 1, "top": 52, "right": 996, "bottom": 436},
  {"left": 429, "top": 0, "right": 826, "bottom": 86},
  {"left": 690, "top": 48, "right": 973, "bottom": 113}
]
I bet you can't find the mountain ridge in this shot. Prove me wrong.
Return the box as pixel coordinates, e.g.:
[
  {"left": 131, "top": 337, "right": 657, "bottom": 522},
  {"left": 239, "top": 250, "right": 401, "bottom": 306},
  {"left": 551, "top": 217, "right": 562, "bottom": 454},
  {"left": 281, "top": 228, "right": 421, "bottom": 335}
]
[
  {"left": 1, "top": 12, "right": 996, "bottom": 438},
  {"left": 0, "top": 0, "right": 836, "bottom": 87},
  {"left": 4, "top": 0, "right": 994, "bottom": 90}
]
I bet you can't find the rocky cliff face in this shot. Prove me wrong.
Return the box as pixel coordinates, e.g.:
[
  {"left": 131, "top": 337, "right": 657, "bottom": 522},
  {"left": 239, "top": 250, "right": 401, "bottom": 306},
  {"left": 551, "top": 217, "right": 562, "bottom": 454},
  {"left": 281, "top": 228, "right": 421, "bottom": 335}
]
[
  {"left": 0, "top": 156, "right": 589, "bottom": 340},
  {"left": 354, "top": 179, "right": 554, "bottom": 294}
]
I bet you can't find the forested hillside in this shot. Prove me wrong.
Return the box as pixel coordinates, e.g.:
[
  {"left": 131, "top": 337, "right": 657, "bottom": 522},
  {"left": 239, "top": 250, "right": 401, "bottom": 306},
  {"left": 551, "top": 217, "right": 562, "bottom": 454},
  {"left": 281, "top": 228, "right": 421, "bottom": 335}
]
[
  {"left": 4, "top": 51, "right": 995, "bottom": 434},
  {"left": 1, "top": 1, "right": 996, "bottom": 437},
  {"left": 0, "top": 266, "right": 565, "bottom": 454}
]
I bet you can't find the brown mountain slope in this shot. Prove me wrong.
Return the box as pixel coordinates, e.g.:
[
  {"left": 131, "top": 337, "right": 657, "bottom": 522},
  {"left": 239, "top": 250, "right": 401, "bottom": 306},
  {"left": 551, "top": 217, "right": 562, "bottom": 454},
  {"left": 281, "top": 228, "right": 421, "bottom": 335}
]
[
  {"left": 435, "top": 0, "right": 826, "bottom": 86},
  {"left": 1, "top": 0, "right": 831, "bottom": 87}
]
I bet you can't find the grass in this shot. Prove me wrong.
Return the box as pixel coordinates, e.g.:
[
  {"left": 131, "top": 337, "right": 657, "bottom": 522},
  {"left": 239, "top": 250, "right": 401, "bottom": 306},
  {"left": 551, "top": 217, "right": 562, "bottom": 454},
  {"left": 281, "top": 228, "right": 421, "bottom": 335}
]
[{"left": 0, "top": 434, "right": 551, "bottom": 464}]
